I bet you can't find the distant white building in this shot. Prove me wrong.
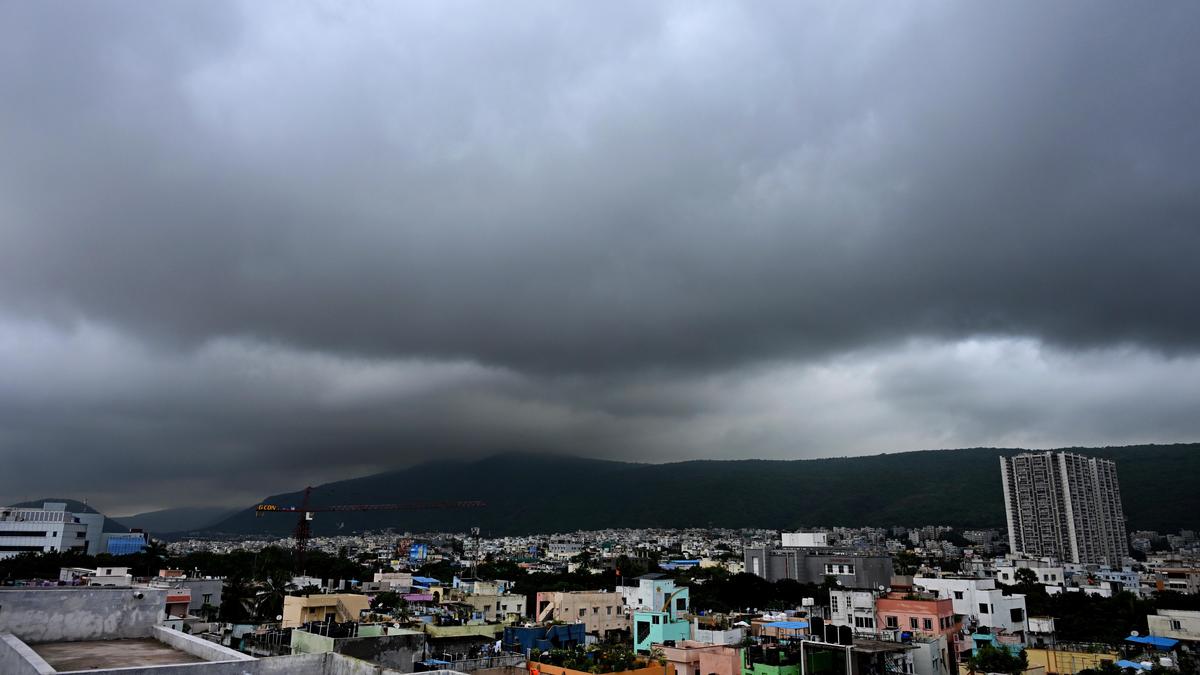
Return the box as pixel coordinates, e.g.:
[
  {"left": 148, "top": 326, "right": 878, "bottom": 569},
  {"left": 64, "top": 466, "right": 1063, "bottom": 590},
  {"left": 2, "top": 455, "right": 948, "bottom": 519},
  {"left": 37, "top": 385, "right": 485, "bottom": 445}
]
[
  {"left": 828, "top": 589, "right": 878, "bottom": 633},
  {"left": 995, "top": 556, "right": 1066, "bottom": 587},
  {"left": 0, "top": 502, "right": 105, "bottom": 559},
  {"left": 782, "top": 532, "right": 828, "bottom": 548}
]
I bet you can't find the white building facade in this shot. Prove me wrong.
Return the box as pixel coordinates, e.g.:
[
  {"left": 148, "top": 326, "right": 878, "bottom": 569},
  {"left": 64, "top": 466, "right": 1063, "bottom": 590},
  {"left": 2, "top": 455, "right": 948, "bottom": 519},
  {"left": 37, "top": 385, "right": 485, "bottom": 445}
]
[
  {"left": 913, "top": 577, "right": 1028, "bottom": 639},
  {"left": 0, "top": 503, "right": 103, "bottom": 560}
]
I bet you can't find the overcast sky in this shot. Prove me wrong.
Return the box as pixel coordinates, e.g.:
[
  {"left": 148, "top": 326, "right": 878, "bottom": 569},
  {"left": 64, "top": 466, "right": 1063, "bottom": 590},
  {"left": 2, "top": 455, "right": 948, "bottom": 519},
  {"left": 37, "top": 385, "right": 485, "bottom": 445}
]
[{"left": 2, "top": 1, "right": 1198, "bottom": 515}]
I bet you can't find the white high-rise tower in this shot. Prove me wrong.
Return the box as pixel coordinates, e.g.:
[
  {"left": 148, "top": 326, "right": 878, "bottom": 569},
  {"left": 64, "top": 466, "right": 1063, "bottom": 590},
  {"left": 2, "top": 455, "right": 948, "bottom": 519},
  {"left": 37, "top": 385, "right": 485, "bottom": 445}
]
[{"left": 1000, "top": 451, "right": 1128, "bottom": 566}]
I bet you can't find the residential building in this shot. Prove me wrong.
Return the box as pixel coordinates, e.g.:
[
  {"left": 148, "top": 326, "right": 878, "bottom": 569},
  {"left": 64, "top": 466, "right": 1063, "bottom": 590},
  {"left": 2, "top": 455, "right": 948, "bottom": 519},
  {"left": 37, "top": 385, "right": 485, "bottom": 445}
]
[
  {"left": 1000, "top": 452, "right": 1128, "bottom": 566},
  {"left": 690, "top": 617, "right": 745, "bottom": 646},
  {"left": 633, "top": 581, "right": 691, "bottom": 654},
  {"left": 1146, "top": 567, "right": 1200, "bottom": 595},
  {"left": 828, "top": 590, "right": 879, "bottom": 634},
  {"left": 659, "top": 640, "right": 741, "bottom": 675},
  {"left": 912, "top": 576, "right": 1027, "bottom": 649},
  {"left": 741, "top": 634, "right": 915, "bottom": 675},
  {"left": 1024, "top": 646, "right": 1120, "bottom": 675},
  {"left": 623, "top": 574, "right": 690, "bottom": 617},
  {"left": 282, "top": 594, "right": 372, "bottom": 628},
  {"left": 529, "top": 655, "right": 667, "bottom": 675},
  {"left": 874, "top": 592, "right": 960, "bottom": 663},
  {"left": 459, "top": 592, "right": 526, "bottom": 623},
  {"left": 89, "top": 566, "right": 133, "bottom": 587},
  {"left": 634, "top": 608, "right": 691, "bottom": 654},
  {"left": 1148, "top": 609, "right": 1200, "bottom": 642},
  {"left": 536, "top": 590, "right": 629, "bottom": 638},
  {"left": 995, "top": 556, "right": 1067, "bottom": 587}
]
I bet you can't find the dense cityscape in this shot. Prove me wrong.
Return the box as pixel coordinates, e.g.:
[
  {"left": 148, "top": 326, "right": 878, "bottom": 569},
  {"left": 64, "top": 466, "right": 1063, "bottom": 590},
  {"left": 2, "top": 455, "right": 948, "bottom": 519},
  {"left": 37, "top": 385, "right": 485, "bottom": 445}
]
[{"left": 2, "top": 451, "right": 1198, "bottom": 674}]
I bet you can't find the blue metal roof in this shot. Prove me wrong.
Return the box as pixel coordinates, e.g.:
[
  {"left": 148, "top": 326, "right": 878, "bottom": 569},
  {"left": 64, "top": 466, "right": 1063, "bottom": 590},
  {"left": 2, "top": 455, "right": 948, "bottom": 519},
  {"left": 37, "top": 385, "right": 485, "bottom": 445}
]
[
  {"left": 1125, "top": 635, "right": 1178, "bottom": 649},
  {"left": 412, "top": 576, "right": 441, "bottom": 584},
  {"left": 765, "top": 621, "right": 809, "bottom": 629}
]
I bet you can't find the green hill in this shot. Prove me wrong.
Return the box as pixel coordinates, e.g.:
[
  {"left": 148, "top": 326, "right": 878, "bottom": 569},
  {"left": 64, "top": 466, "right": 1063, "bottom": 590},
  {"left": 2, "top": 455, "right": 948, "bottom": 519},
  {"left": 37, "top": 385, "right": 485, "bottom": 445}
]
[{"left": 199, "top": 443, "right": 1200, "bottom": 537}]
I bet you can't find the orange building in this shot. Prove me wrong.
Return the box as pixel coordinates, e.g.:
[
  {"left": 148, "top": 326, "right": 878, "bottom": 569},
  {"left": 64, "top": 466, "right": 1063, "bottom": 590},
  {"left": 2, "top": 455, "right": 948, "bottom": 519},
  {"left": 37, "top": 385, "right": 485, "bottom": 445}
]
[{"left": 875, "top": 592, "right": 960, "bottom": 665}]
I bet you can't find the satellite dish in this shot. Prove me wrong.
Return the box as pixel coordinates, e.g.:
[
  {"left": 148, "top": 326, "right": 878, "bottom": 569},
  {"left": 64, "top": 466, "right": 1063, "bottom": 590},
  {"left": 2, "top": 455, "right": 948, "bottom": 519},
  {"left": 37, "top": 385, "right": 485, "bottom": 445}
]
[
  {"left": 1130, "top": 631, "right": 1139, "bottom": 637},
  {"left": 878, "top": 585, "right": 886, "bottom": 591},
  {"left": 276, "top": 615, "right": 283, "bottom": 621}
]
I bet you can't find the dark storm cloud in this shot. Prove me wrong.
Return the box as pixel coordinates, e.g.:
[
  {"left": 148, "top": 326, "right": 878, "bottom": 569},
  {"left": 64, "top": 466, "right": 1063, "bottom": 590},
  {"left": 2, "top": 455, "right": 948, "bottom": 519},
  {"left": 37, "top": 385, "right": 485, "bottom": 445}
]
[{"left": 1, "top": 1, "right": 1199, "bottom": 511}]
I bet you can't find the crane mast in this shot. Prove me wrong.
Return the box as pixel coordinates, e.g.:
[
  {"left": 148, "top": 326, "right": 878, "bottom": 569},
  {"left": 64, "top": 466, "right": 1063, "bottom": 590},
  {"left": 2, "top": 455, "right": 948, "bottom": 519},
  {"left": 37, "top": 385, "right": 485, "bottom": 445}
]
[{"left": 255, "top": 486, "right": 486, "bottom": 571}]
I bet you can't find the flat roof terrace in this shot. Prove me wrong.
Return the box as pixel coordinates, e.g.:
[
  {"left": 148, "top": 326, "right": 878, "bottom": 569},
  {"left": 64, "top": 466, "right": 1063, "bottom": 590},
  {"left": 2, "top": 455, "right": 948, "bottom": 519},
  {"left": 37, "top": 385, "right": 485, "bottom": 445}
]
[{"left": 31, "top": 637, "right": 206, "bottom": 671}]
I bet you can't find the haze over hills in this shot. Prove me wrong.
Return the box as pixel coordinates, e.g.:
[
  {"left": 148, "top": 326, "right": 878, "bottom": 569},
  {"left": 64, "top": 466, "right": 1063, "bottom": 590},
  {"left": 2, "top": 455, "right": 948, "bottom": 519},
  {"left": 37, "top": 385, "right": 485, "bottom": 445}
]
[
  {"left": 192, "top": 443, "right": 1200, "bottom": 537},
  {"left": 115, "top": 506, "right": 241, "bottom": 535}
]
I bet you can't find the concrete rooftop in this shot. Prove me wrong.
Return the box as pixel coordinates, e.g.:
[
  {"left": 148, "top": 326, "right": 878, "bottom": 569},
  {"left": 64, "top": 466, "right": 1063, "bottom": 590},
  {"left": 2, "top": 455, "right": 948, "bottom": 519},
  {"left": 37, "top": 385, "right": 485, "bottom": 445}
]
[{"left": 31, "top": 637, "right": 206, "bottom": 670}]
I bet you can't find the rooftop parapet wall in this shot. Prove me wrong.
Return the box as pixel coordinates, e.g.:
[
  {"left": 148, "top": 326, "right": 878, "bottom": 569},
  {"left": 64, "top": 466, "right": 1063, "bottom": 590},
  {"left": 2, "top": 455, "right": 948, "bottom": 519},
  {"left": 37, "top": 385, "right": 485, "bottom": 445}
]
[{"left": 0, "top": 587, "right": 167, "bottom": 642}]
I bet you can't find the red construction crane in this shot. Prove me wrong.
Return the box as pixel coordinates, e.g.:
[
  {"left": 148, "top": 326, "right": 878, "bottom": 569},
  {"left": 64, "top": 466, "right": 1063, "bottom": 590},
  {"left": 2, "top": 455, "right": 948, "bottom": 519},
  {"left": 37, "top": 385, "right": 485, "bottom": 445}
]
[{"left": 255, "top": 486, "right": 485, "bottom": 570}]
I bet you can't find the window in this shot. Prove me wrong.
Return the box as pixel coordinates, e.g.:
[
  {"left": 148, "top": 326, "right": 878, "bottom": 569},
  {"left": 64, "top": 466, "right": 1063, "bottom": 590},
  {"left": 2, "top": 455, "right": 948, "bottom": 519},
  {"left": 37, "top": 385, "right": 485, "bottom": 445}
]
[
  {"left": 1171, "top": 620, "right": 1182, "bottom": 630},
  {"left": 979, "top": 603, "right": 989, "bottom": 615},
  {"left": 677, "top": 598, "right": 686, "bottom": 610},
  {"left": 953, "top": 591, "right": 964, "bottom": 600},
  {"left": 910, "top": 617, "right": 918, "bottom": 629},
  {"left": 579, "top": 608, "right": 587, "bottom": 617},
  {"left": 854, "top": 616, "right": 875, "bottom": 629},
  {"left": 824, "top": 563, "right": 855, "bottom": 575},
  {"left": 923, "top": 618, "right": 933, "bottom": 631},
  {"left": 607, "top": 606, "right": 612, "bottom": 615},
  {"left": 593, "top": 607, "right": 599, "bottom": 614},
  {"left": 831, "top": 596, "right": 839, "bottom": 613},
  {"left": 886, "top": 616, "right": 898, "bottom": 628},
  {"left": 202, "top": 594, "right": 212, "bottom": 604},
  {"left": 1010, "top": 608, "right": 1024, "bottom": 622}
]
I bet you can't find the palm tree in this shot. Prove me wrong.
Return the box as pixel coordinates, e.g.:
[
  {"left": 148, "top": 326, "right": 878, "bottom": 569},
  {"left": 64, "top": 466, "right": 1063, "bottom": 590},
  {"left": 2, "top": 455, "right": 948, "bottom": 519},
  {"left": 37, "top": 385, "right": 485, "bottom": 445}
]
[
  {"left": 220, "top": 575, "right": 256, "bottom": 623},
  {"left": 140, "top": 539, "right": 168, "bottom": 577},
  {"left": 255, "top": 571, "right": 296, "bottom": 622}
]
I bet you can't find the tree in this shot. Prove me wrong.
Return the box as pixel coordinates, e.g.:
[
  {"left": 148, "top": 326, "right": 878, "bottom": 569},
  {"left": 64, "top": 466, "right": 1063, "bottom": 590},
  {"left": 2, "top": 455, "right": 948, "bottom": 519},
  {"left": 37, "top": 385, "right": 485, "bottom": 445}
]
[
  {"left": 894, "top": 551, "right": 921, "bottom": 575},
  {"left": 220, "top": 575, "right": 255, "bottom": 623},
  {"left": 967, "top": 644, "right": 1027, "bottom": 675},
  {"left": 372, "top": 591, "right": 402, "bottom": 613},
  {"left": 139, "top": 539, "right": 168, "bottom": 577},
  {"left": 254, "top": 571, "right": 296, "bottom": 621},
  {"left": 1014, "top": 568, "right": 1039, "bottom": 587}
]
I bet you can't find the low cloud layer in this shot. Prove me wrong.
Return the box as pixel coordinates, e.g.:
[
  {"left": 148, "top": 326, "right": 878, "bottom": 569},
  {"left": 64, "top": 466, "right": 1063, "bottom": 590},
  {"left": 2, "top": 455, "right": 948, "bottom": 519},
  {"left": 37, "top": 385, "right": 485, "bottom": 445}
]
[{"left": 1, "top": 1, "right": 1198, "bottom": 513}]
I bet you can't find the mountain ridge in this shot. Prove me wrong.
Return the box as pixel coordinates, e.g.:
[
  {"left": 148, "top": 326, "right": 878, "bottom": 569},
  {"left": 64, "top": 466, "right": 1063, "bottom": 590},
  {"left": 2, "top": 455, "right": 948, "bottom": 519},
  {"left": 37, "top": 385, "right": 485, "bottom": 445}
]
[{"left": 195, "top": 442, "right": 1200, "bottom": 537}]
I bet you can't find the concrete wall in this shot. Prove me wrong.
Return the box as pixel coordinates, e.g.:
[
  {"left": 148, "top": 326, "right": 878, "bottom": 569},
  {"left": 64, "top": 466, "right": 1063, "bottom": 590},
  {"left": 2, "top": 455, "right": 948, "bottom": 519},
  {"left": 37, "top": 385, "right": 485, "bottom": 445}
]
[
  {"left": 0, "top": 587, "right": 167, "bottom": 642},
  {"left": 152, "top": 625, "right": 254, "bottom": 662},
  {"left": 62, "top": 652, "right": 332, "bottom": 675},
  {"left": 0, "top": 633, "right": 54, "bottom": 675},
  {"left": 326, "top": 652, "right": 436, "bottom": 675},
  {"left": 334, "top": 632, "right": 425, "bottom": 672},
  {"left": 293, "top": 628, "right": 338, "bottom": 654}
]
